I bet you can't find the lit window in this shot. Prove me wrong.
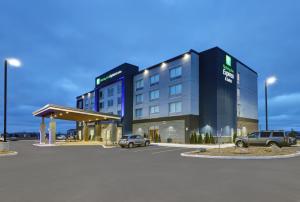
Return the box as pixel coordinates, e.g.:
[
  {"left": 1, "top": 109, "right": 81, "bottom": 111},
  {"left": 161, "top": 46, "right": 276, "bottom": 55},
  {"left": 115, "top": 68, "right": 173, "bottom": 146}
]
[
  {"left": 169, "top": 84, "right": 182, "bottom": 96},
  {"left": 136, "top": 79, "right": 144, "bottom": 90},
  {"left": 170, "top": 66, "right": 182, "bottom": 80},
  {"left": 150, "top": 74, "right": 159, "bottom": 85},
  {"left": 150, "top": 90, "right": 159, "bottom": 100},
  {"left": 135, "top": 108, "right": 143, "bottom": 117},
  {"left": 150, "top": 105, "right": 159, "bottom": 114},
  {"left": 169, "top": 101, "right": 182, "bottom": 113},
  {"left": 237, "top": 73, "right": 240, "bottom": 85},
  {"left": 136, "top": 94, "right": 143, "bottom": 104}
]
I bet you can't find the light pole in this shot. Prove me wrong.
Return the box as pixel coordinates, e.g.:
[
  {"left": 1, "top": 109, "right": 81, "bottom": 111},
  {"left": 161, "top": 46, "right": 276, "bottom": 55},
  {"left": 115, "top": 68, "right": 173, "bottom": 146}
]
[
  {"left": 265, "top": 76, "right": 277, "bottom": 131},
  {"left": 3, "top": 58, "right": 21, "bottom": 142}
]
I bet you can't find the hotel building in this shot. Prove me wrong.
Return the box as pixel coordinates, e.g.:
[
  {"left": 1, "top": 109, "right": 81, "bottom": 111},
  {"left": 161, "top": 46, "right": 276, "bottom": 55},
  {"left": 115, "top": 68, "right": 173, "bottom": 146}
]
[{"left": 76, "top": 47, "right": 258, "bottom": 143}]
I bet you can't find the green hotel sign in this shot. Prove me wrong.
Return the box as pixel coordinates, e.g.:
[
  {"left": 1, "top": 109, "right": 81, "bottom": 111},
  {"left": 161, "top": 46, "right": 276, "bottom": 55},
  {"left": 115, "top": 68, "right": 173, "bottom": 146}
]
[
  {"left": 96, "top": 70, "right": 122, "bottom": 85},
  {"left": 223, "top": 55, "right": 235, "bottom": 83}
]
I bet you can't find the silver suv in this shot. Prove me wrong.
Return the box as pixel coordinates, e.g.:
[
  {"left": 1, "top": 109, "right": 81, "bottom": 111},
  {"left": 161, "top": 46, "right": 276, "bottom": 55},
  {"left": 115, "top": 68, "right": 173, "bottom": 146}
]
[
  {"left": 235, "top": 131, "right": 297, "bottom": 148},
  {"left": 119, "top": 135, "right": 150, "bottom": 148}
]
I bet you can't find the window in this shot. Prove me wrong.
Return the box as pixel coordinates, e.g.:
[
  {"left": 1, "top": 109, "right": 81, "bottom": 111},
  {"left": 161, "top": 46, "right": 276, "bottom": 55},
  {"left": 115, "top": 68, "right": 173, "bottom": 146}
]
[
  {"left": 117, "top": 97, "right": 122, "bottom": 105},
  {"left": 99, "top": 91, "right": 103, "bottom": 99},
  {"left": 170, "top": 66, "right": 182, "bottom": 80},
  {"left": 260, "top": 132, "right": 271, "bottom": 138},
  {"left": 169, "top": 101, "right": 182, "bottom": 113},
  {"left": 99, "top": 102, "right": 104, "bottom": 109},
  {"left": 272, "top": 132, "right": 284, "bottom": 137},
  {"left": 107, "top": 99, "right": 113, "bottom": 107},
  {"left": 150, "top": 74, "right": 159, "bottom": 85},
  {"left": 237, "top": 73, "right": 240, "bottom": 85},
  {"left": 107, "top": 88, "right": 114, "bottom": 97},
  {"left": 248, "top": 132, "right": 259, "bottom": 138},
  {"left": 135, "top": 108, "right": 143, "bottom": 117},
  {"left": 117, "top": 110, "right": 122, "bottom": 116},
  {"left": 77, "top": 100, "right": 83, "bottom": 109},
  {"left": 150, "top": 105, "right": 159, "bottom": 114},
  {"left": 136, "top": 94, "right": 143, "bottom": 104},
  {"left": 136, "top": 79, "right": 144, "bottom": 90},
  {"left": 169, "top": 84, "right": 182, "bottom": 96},
  {"left": 150, "top": 90, "right": 159, "bottom": 100},
  {"left": 117, "top": 83, "right": 122, "bottom": 94}
]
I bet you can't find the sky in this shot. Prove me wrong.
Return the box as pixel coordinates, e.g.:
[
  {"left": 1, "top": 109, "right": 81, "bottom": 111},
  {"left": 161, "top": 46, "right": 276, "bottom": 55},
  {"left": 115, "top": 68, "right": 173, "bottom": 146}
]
[{"left": 0, "top": 0, "right": 300, "bottom": 133}]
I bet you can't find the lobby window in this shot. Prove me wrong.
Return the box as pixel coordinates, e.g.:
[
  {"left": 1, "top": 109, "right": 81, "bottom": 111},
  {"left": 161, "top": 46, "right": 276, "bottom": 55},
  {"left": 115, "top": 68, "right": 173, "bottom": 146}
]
[
  {"left": 117, "top": 97, "right": 122, "bottom": 105},
  {"left": 169, "top": 83, "right": 182, "bottom": 96},
  {"left": 99, "top": 102, "right": 104, "bottom": 109},
  {"left": 150, "top": 74, "right": 159, "bottom": 86},
  {"left": 107, "top": 88, "right": 114, "bottom": 97},
  {"left": 150, "top": 105, "right": 159, "bottom": 114},
  {"left": 169, "top": 66, "right": 182, "bottom": 80},
  {"left": 107, "top": 99, "right": 114, "bottom": 107},
  {"left": 135, "top": 108, "right": 143, "bottom": 117},
  {"left": 169, "top": 101, "right": 182, "bottom": 113},
  {"left": 150, "top": 89, "right": 159, "bottom": 101},
  {"left": 136, "top": 79, "right": 144, "bottom": 90},
  {"left": 136, "top": 94, "right": 144, "bottom": 104},
  {"left": 99, "top": 91, "right": 103, "bottom": 99}
]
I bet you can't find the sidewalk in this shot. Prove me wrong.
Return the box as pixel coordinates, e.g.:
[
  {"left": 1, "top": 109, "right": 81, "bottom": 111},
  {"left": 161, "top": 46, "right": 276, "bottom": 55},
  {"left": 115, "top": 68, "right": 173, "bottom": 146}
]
[{"left": 151, "top": 142, "right": 234, "bottom": 149}]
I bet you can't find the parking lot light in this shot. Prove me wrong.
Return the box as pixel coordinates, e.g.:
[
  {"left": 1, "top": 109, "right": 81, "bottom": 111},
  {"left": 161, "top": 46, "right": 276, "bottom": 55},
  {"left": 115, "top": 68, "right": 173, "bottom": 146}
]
[{"left": 265, "top": 76, "right": 277, "bottom": 131}]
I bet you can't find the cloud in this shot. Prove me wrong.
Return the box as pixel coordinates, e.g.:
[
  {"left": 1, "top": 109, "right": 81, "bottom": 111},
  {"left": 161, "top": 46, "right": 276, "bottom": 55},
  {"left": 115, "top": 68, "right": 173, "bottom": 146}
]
[{"left": 55, "top": 78, "right": 79, "bottom": 92}]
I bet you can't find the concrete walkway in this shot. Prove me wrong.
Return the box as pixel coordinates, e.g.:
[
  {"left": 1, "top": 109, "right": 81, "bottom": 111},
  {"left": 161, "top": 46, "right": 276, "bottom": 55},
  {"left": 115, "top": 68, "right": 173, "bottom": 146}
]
[{"left": 151, "top": 142, "right": 234, "bottom": 149}]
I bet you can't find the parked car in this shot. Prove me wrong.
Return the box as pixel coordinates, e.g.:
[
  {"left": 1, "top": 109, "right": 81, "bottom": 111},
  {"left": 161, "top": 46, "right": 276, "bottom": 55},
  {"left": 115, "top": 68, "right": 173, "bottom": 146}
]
[
  {"left": 119, "top": 135, "right": 150, "bottom": 148},
  {"left": 235, "top": 131, "right": 297, "bottom": 148},
  {"left": 56, "top": 135, "right": 66, "bottom": 141}
]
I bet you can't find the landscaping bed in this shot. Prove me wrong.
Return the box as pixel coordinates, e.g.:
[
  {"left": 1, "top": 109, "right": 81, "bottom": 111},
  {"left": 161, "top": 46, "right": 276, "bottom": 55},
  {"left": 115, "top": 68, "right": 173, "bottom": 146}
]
[
  {"left": 0, "top": 151, "right": 16, "bottom": 155},
  {"left": 190, "top": 145, "right": 300, "bottom": 156}
]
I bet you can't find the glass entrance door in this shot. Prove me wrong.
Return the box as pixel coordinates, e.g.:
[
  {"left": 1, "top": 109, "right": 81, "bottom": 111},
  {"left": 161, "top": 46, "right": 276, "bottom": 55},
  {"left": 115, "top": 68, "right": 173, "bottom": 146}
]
[{"left": 149, "top": 126, "right": 159, "bottom": 142}]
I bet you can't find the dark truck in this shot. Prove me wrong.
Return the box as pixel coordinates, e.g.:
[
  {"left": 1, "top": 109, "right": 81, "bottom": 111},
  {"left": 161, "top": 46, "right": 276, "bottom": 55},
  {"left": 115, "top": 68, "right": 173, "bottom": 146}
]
[{"left": 235, "top": 130, "right": 297, "bottom": 148}]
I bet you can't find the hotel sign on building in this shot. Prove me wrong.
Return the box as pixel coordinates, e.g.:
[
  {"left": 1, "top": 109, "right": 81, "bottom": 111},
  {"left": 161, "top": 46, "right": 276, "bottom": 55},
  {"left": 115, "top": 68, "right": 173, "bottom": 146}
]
[{"left": 223, "top": 55, "right": 235, "bottom": 83}]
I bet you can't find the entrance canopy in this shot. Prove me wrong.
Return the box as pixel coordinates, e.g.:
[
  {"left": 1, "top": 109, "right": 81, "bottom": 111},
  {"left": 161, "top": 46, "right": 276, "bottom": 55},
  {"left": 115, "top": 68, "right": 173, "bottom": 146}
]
[{"left": 33, "top": 104, "right": 120, "bottom": 122}]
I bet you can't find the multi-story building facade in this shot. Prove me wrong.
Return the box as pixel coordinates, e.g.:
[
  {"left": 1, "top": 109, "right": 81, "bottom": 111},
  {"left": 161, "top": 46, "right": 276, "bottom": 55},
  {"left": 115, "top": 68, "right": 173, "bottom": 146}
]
[{"left": 76, "top": 47, "right": 258, "bottom": 143}]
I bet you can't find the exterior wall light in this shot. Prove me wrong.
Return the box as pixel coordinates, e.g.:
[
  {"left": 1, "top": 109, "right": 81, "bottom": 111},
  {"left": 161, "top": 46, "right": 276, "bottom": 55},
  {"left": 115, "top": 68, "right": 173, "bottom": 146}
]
[
  {"left": 144, "top": 69, "right": 149, "bottom": 75},
  {"left": 183, "top": 53, "right": 190, "bottom": 60},
  {"left": 161, "top": 62, "right": 167, "bottom": 69}
]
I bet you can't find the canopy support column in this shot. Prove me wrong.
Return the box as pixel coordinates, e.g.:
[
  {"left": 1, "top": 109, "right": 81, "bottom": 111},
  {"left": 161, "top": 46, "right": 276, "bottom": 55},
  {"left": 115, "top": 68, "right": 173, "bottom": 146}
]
[
  {"left": 48, "top": 116, "right": 56, "bottom": 144},
  {"left": 39, "top": 117, "right": 46, "bottom": 144}
]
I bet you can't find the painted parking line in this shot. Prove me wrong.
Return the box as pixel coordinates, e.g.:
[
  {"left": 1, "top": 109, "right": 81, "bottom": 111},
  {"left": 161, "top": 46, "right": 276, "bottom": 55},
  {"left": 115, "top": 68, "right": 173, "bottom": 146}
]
[{"left": 152, "top": 147, "right": 191, "bottom": 155}]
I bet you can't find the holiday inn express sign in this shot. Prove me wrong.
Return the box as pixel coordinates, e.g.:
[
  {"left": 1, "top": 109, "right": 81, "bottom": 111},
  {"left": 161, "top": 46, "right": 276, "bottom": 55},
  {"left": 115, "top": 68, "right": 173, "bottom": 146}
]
[
  {"left": 96, "top": 70, "right": 122, "bottom": 85},
  {"left": 223, "top": 55, "right": 235, "bottom": 83}
]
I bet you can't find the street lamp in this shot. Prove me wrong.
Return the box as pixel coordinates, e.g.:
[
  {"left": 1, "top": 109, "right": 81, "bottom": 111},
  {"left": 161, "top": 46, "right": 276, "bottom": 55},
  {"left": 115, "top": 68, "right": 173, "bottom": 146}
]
[
  {"left": 3, "top": 58, "right": 21, "bottom": 142},
  {"left": 265, "top": 76, "right": 277, "bottom": 131}
]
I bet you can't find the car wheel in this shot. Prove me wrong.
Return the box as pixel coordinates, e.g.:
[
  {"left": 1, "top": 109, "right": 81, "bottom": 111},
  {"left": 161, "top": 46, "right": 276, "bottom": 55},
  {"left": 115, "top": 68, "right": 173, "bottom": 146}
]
[
  {"left": 128, "top": 143, "right": 134, "bottom": 148},
  {"left": 120, "top": 145, "right": 124, "bottom": 148},
  {"left": 268, "top": 141, "right": 279, "bottom": 147},
  {"left": 145, "top": 141, "right": 150, "bottom": 147},
  {"left": 236, "top": 140, "right": 245, "bottom": 148}
]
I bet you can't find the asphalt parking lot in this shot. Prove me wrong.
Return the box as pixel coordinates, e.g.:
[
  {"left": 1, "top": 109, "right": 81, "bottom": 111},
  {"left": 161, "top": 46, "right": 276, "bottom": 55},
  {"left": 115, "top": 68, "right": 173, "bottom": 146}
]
[{"left": 1, "top": 141, "right": 300, "bottom": 202}]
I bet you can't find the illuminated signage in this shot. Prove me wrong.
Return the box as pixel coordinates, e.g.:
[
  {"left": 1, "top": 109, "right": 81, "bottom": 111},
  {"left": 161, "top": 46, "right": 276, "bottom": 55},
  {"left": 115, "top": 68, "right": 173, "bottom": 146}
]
[
  {"left": 96, "top": 70, "right": 122, "bottom": 85},
  {"left": 223, "top": 55, "right": 234, "bottom": 83}
]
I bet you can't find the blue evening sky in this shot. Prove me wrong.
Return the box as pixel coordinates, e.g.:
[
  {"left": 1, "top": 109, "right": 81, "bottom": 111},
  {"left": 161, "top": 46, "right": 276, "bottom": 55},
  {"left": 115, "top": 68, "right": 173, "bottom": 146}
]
[{"left": 0, "top": 0, "right": 299, "bottom": 132}]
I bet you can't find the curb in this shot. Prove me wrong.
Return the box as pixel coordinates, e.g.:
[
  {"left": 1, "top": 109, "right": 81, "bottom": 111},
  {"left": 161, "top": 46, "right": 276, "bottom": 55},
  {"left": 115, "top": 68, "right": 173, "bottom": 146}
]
[
  {"left": 101, "top": 145, "right": 117, "bottom": 149},
  {"left": 33, "top": 143, "right": 57, "bottom": 147},
  {"left": 180, "top": 151, "right": 300, "bottom": 160},
  {"left": 151, "top": 143, "right": 234, "bottom": 149},
  {"left": 0, "top": 151, "right": 18, "bottom": 157}
]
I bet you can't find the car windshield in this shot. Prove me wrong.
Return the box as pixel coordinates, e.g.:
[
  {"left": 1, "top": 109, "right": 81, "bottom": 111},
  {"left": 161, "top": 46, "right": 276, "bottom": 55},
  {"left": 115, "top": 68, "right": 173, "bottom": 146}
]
[{"left": 121, "top": 136, "right": 129, "bottom": 139}]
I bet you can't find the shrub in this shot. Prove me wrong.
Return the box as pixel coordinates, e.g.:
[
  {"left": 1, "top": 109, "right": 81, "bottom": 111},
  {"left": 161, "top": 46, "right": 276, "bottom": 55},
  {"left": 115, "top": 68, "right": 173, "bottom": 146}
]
[
  {"left": 233, "top": 133, "right": 237, "bottom": 143},
  {"left": 204, "top": 133, "right": 209, "bottom": 144},
  {"left": 210, "top": 134, "right": 215, "bottom": 144},
  {"left": 197, "top": 133, "right": 203, "bottom": 144}
]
